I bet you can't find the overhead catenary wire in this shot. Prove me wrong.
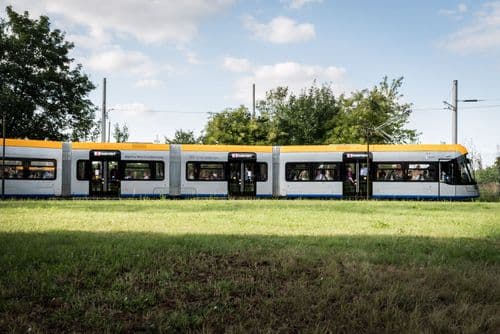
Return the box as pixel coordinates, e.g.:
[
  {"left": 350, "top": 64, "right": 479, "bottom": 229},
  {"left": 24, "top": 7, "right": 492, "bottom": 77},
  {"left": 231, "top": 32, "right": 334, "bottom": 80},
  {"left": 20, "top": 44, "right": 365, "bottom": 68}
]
[{"left": 106, "top": 98, "right": 500, "bottom": 115}]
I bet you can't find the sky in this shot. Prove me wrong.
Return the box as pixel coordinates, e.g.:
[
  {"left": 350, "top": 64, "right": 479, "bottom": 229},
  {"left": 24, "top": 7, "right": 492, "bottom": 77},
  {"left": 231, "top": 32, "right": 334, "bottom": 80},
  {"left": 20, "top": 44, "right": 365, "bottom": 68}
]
[{"left": 2, "top": 0, "right": 500, "bottom": 166}]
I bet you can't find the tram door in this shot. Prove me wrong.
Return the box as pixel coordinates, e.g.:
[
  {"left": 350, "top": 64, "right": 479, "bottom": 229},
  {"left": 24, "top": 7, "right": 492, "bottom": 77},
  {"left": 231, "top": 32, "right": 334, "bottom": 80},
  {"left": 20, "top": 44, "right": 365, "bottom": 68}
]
[
  {"left": 228, "top": 152, "right": 257, "bottom": 197},
  {"left": 343, "top": 152, "right": 372, "bottom": 199},
  {"left": 89, "top": 150, "right": 121, "bottom": 197}
]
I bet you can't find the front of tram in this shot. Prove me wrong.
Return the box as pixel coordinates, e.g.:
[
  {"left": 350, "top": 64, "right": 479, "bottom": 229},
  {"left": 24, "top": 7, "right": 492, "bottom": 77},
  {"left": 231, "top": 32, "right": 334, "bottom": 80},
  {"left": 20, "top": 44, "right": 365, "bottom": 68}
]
[{"left": 439, "top": 151, "right": 479, "bottom": 200}]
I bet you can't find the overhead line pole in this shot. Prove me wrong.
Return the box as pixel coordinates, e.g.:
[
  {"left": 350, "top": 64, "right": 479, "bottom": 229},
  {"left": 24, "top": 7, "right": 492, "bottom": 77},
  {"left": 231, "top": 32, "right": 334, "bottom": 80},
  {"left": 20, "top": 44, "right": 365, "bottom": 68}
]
[
  {"left": 452, "top": 80, "right": 458, "bottom": 144},
  {"left": 101, "top": 77, "right": 107, "bottom": 143},
  {"left": 252, "top": 83, "right": 256, "bottom": 118}
]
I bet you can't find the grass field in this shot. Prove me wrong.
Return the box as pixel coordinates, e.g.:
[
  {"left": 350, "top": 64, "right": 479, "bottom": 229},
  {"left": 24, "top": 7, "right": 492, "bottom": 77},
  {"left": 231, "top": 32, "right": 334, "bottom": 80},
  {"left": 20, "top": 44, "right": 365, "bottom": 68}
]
[{"left": 0, "top": 200, "right": 499, "bottom": 332}]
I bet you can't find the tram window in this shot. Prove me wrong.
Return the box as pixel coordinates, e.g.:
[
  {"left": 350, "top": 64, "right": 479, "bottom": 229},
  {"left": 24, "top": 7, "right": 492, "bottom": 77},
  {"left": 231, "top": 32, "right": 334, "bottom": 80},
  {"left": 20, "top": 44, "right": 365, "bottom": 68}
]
[
  {"left": 77, "top": 160, "right": 89, "bottom": 180},
  {"left": 123, "top": 161, "right": 164, "bottom": 180},
  {"left": 440, "top": 161, "right": 454, "bottom": 184},
  {"left": 1, "top": 159, "right": 24, "bottom": 179},
  {"left": 375, "top": 163, "right": 403, "bottom": 181},
  {"left": 186, "top": 162, "right": 226, "bottom": 181},
  {"left": 286, "top": 162, "right": 339, "bottom": 182},
  {"left": 456, "top": 156, "right": 475, "bottom": 185},
  {"left": 286, "top": 163, "right": 310, "bottom": 181},
  {"left": 155, "top": 162, "right": 164, "bottom": 180},
  {"left": 255, "top": 163, "right": 268, "bottom": 182},
  {"left": 312, "top": 163, "right": 338, "bottom": 181},
  {"left": 28, "top": 160, "right": 56, "bottom": 180},
  {"left": 1, "top": 159, "right": 56, "bottom": 180},
  {"left": 407, "top": 163, "right": 437, "bottom": 181}
]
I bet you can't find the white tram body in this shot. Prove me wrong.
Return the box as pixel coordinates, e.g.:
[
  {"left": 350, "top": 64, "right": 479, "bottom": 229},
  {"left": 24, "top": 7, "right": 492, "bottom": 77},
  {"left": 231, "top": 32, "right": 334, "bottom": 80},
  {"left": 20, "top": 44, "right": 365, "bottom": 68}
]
[
  {"left": 69, "top": 142, "right": 169, "bottom": 198},
  {"left": 176, "top": 145, "right": 273, "bottom": 198},
  {"left": 0, "top": 139, "right": 479, "bottom": 200},
  {"left": 1, "top": 139, "right": 62, "bottom": 197}
]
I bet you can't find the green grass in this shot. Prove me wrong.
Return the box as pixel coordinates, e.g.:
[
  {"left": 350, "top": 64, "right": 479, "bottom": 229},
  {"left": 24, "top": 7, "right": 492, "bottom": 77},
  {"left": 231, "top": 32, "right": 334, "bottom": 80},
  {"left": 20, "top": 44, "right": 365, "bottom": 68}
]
[{"left": 0, "top": 200, "right": 499, "bottom": 332}]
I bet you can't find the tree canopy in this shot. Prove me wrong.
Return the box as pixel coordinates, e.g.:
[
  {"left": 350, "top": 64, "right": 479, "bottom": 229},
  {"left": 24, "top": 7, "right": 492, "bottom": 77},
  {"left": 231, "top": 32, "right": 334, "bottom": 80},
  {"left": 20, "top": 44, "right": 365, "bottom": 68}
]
[
  {"left": 165, "top": 129, "right": 200, "bottom": 144},
  {"left": 0, "top": 6, "right": 96, "bottom": 141},
  {"left": 257, "top": 84, "right": 340, "bottom": 145},
  {"left": 202, "top": 106, "right": 271, "bottom": 145},
  {"left": 328, "top": 77, "right": 418, "bottom": 144},
  {"left": 113, "top": 123, "right": 129, "bottom": 143},
  {"left": 197, "top": 78, "right": 418, "bottom": 146}
]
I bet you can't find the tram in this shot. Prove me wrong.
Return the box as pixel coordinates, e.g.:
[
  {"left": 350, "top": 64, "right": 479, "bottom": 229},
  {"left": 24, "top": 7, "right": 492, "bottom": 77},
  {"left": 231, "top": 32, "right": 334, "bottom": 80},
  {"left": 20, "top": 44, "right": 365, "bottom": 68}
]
[{"left": 0, "top": 139, "right": 479, "bottom": 200}]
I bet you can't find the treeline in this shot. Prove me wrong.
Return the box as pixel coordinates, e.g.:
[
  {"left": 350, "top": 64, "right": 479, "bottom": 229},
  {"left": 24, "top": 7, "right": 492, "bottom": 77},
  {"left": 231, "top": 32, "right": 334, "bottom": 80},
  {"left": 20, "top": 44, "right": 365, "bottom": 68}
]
[{"left": 166, "top": 77, "right": 419, "bottom": 145}]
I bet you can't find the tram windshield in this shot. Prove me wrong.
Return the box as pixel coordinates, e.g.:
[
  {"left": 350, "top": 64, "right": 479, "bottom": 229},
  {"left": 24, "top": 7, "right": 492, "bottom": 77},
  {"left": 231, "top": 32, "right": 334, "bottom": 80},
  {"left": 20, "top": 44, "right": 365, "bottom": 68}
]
[{"left": 457, "top": 155, "right": 476, "bottom": 185}]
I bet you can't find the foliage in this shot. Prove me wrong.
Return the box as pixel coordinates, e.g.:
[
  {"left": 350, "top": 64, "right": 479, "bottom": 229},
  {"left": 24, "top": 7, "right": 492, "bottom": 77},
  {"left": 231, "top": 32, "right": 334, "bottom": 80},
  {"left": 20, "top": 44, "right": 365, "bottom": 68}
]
[
  {"left": 165, "top": 129, "right": 200, "bottom": 144},
  {"left": 328, "top": 77, "right": 419, "bottom": 144},
  {"left": 112, "top": 123, "right": 129, "bottom": 143},
  {"left": 257, "top": 83, "right": 340, "bottom": 145},
  {"left": 0, "top": 6, "right": 96, "bottom": 141},
  {"left": 202, "top": 106, "right": 271, "bottom": 145},
  {"left": 475, "top": 161, "right": 500, "bottom": 184},
  {"left": 0, "top": 200, "right": 498, "bottom": 332},
  {"left": 202, "top": 78, "right": 418, "bottom": 146}
]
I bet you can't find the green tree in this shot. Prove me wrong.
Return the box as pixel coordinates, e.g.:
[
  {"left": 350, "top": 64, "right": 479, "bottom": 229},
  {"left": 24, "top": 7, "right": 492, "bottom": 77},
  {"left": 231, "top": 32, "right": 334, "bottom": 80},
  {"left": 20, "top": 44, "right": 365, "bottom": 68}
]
[
  {"left": 475, "top": 161, "right": 500, "bottom": 184},
  {"left": 257, "top": 83, "right": 340, "bottom": 145},
  {"left": 202, "top": 106, "right": 271, "bottom": 145},
  {"left": 0, "top": 6, "right": 96, "bottom": 141},
  {"left": 112, "top": 123, "right": 129, "bottom": 143},
  {"left": 165, "top": 129, "right": 200, "bottom": 144},
  {"left": 328, "top": 77, "right": 419, "bottom": 144}
]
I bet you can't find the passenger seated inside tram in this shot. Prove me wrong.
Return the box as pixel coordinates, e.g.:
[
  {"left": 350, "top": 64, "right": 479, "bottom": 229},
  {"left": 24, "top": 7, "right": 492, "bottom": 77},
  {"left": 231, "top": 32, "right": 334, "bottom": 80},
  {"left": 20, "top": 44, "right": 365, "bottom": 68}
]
[
  {"left": 411, "top": 167, "right": 423, "bottom": 181},
  {"left": 298, "top": 169, "right": 309, "bottom": 181},
  {"left": 325, "top": 170, "right": 334, "bottom": 180},
  {"left": 143, "top": 171, "right": 151, "bottom": 180},
  {"left": 378, "top": 170, "right": 386, "bottom": 180},
  {"left": 390, "top": 170, "right": 403, "bottom": 181},
  {"left": 314, "top": 170, "right": 326, "bottom": 181},
  {"left": 199, "top": 169, "right": 210, "bottom": 180},
  {"left": 124, "top": 171, "right": 133, "bottom": 180},
  {"left": 42, "top": 170, "right": 54, "bottom": 179}
]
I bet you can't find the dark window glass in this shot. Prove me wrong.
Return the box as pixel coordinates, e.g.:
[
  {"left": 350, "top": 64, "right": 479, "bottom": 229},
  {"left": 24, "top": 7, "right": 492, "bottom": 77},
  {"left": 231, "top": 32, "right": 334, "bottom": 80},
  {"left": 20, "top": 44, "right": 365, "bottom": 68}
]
[
  {"left": 1, "top": 160, "right": 24, "bottom": 179},
  {"left": 123, "top": 161, "right": 164, "bottom": 180},
  {"left": 440, "top": 161, "right": 456, "bottom": 184},
  {"left": 1, "top": 159, "right": 56, "bottom": 180},
  {"left": 286, "top": 163, "right": 310, "bottom": 181},
  {"left": 375, "top": 163, "right": 404, "bottom": 181},
  {"left": 407, "top": 163, "right": 437, "bottom": 182},
  {"left": 255, "top": 163, "right": 268, "bottom": 182},
  {"left": 77, "top": 160, "right": 88, "bottom": 180},
  {"left": 456, "top": 156, "right": 475, "bottom": 185},
  {"left": 312, "top": 163, "right": 338, "bottom": 181},
  {"left": 286, "top": 162, "right": 339, "bottom": 182},
  {"left": 186, "top": 162, "right": 226, "bottom": 181}
]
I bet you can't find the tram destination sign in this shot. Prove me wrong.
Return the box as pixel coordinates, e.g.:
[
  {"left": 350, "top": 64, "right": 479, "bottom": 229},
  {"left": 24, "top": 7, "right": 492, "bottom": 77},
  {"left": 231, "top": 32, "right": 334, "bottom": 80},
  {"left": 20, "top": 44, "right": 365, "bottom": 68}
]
[
  {"left": 228, "top": 152, "right": 257, "bottom": 160},
  {"left": 344, "top": 152, "right": 372, "bottom": 159},
  {"left": 90, "top": 150, "right": 121, "bottom": 159}
]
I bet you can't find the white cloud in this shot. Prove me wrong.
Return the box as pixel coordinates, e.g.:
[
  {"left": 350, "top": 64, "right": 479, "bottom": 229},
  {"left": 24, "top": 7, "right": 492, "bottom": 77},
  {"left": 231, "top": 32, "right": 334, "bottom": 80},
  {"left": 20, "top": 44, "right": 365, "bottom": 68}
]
[
  {"left": 230, "top": 61, "right": 346, "bottom": 103},
  {"left": 8, "top": 0, "right": 234, "bottom": 44},
  {"left": 244, "top": 16, "right": 315, "bottom": 44},
  {"left": 134, "top": 79, "right": 164, "bottom": 88},
  {"left": 285, "top": 0, "right": 323, "bottom": 9},
  {"left": 83, "top": 46, "right": 157, "bottom": 77},
  {"left": 440, "top": 2, "right": 500, "bottom": 53},
  {"left": 223, "top": 57, "right": 252, "bottom": 72},
  {"left": 176, "top": 45, "right": 203, "bottom": 65},
  {"left": 438, "top": 3, "right": 468, "bottom": 20}
]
